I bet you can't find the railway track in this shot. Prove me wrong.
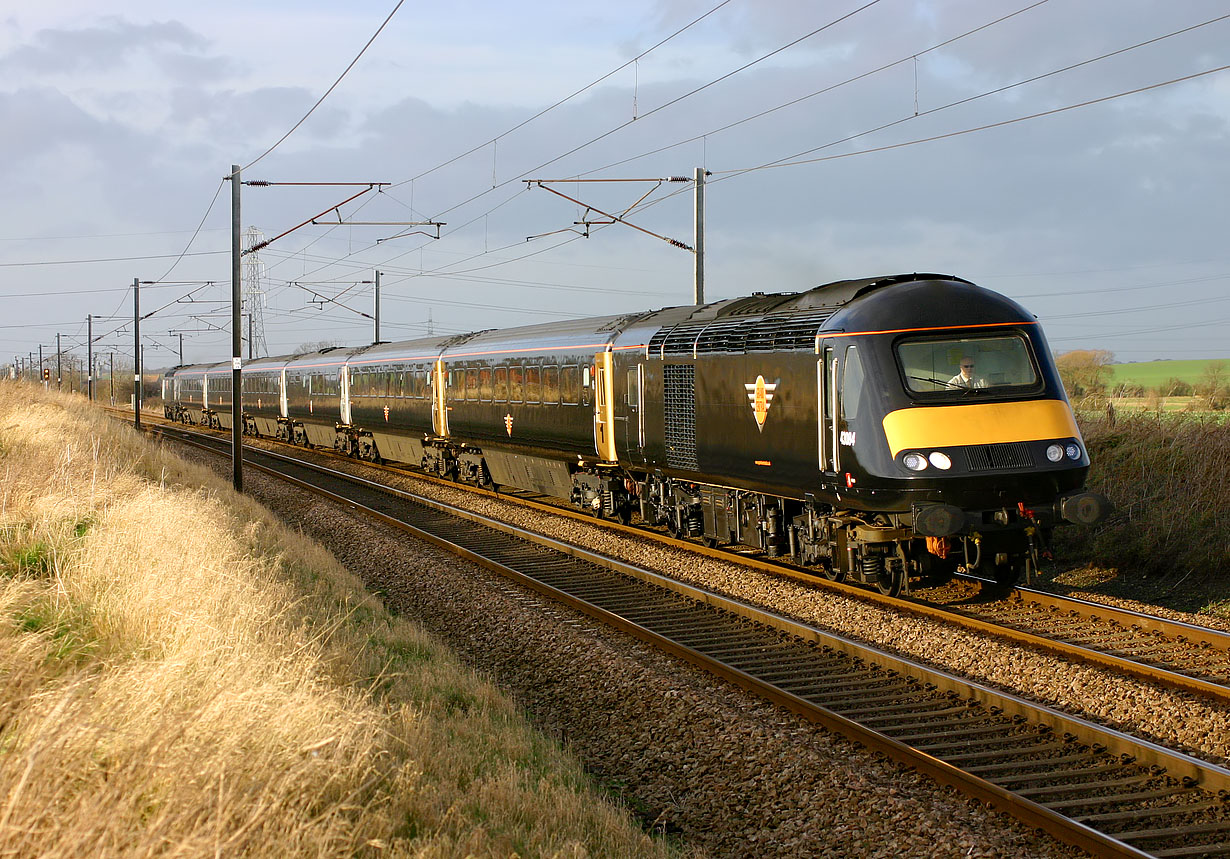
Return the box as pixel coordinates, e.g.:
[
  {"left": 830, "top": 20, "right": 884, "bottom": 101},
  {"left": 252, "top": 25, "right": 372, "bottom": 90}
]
[
  {"left": 149, "top": 420, "right": 1230, "bottom": 858},
  {"left": 132, "top": 409, "right": 1230, "bottom": 704},
  {"left": 130, "top": 410, "right": 1230, "bottom": 707}
]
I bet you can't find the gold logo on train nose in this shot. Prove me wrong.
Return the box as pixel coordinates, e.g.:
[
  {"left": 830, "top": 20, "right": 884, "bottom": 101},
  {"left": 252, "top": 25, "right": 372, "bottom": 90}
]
[{"left": 744, "top": 376, "right": 777, "bottom": 431}]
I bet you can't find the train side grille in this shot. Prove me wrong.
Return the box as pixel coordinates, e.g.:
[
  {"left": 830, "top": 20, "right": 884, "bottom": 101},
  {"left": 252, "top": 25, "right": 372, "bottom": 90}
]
[
  {"left": 663, "top": 364, "right": 698, "bottom": 470},
  {"left": 966, "top": 442, "right": 1033, "bottom": 471}
]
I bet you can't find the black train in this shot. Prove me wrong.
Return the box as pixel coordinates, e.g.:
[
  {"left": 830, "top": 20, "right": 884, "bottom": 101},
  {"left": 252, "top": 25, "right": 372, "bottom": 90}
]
[{"left": 161, "top": 273, "right": 1109, "bottom": 595}]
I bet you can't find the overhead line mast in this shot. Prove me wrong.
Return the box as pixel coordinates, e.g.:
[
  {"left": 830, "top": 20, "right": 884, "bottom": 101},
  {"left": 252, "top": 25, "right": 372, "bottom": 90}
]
[{"left": 525, "top": 169, "right": 709, "bottom": 303}]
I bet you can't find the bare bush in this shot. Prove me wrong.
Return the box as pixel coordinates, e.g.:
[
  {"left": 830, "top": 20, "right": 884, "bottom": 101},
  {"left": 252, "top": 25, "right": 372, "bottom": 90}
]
[{"left": 1056, "top": 410, "right": 1230, "bottom": 581}]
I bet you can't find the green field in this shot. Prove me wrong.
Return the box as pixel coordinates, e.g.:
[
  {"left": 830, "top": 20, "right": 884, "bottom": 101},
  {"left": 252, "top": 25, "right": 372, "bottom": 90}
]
[{"left": 1107, "top": 359, "right": 1227, "bottom": 388}]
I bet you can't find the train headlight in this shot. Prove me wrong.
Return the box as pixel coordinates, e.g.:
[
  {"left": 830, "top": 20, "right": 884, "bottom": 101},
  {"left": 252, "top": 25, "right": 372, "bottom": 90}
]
[
  {"left": 928, "top": 452, "right": 952, "bottom": 470},
  {"left": 1065, "top": 443, "right": 1082, "bottom": 461},
  {"left": 1045, "top": 444, "right": 1064, "bottom": 462},
  {"left": 902, "top": 452, "right": 928, "bottom": 471}
]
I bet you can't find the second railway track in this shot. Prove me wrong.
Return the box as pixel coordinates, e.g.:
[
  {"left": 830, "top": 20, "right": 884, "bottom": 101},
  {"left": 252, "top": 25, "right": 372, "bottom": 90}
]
[
  {"left": 137, "top": 411, "right": 1230, "bottom": 706},
  {"left": 152, "top": 421, "right": 1230, "bottom": 858}
]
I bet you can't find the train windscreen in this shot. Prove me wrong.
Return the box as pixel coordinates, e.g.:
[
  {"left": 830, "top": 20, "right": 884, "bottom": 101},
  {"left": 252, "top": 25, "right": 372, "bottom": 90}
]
[{"left": 896, "top": 334, "right": 1038, "bottom": 394}]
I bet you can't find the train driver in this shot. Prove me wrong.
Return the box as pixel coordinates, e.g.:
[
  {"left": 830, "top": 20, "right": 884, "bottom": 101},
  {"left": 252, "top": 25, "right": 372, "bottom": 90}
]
[{"left": 947, "top": 356, "right": 987, "bottom": 389}]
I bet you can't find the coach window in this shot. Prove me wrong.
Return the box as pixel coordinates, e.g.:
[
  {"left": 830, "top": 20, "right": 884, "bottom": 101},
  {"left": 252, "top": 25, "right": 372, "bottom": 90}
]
[
  {"left": 479, "top": 367, "right": 493, "bottom": 401},
  {"left": 543, "top": 365, "right": 560, "bottom": 404},
  {"left": 561, "top": 366, "right": 579, "bottom": 404},
  {"left": 495, "top": 366, "right": 508, "bottom": 402},
  {"left": 509, "top": 364, "right": 523, "bottom": 403},
  {"left": 525, "top": 365, "right": 541, "bottom": 403},
  {"left": 464, "top": 367, "right": 477, "bottom": 401}
]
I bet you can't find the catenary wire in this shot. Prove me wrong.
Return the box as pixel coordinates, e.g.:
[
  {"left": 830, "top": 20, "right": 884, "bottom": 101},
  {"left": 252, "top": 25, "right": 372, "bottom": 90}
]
[{"left": 242, "top": 0, "right": 405, "bottom": 173}]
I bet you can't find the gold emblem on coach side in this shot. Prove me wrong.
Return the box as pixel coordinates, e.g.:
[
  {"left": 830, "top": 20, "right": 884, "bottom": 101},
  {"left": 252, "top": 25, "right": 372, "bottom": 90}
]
[{"left": 744, "top": 375, "right": 777, "bottom": 431}]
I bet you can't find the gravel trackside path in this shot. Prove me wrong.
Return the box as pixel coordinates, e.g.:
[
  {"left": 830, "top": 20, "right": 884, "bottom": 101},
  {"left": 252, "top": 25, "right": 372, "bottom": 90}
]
[{"left": 178, "top": 445, "right": 1084, "bottom": 859}]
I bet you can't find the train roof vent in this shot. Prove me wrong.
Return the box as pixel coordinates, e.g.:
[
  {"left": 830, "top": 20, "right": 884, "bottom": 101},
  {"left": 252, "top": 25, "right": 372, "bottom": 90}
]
[
  {"left": 649, "top": 322, "right": 711, "bottom": 357},
  {"left": 695, "top": 319, "right": 751, "bottom": 354},
  {"left": 743, "top": 311, "right": 837, "bottom": 352}
]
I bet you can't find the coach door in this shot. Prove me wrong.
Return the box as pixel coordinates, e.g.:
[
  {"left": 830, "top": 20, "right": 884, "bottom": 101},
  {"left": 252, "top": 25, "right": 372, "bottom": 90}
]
[
  {"left": 818, "top": 342, "right": 839, "bottom": 474},
  {"left": 625, "top": 362, "right": 644, "bottom": 462},
  {"left": 432, "top": 358, "right": 449, "bottom": 437},
  {"left": 339, "top": 366, "right": 351, "bottom": 425},
  {"left": 593, "top": 351, "right": 617, "bottom": 462}
]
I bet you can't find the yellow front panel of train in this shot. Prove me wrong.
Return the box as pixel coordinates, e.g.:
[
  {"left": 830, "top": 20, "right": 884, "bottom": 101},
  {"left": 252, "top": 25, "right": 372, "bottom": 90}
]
[{"left": 881, "top": 399, "right": 1080, "bottom": 457}]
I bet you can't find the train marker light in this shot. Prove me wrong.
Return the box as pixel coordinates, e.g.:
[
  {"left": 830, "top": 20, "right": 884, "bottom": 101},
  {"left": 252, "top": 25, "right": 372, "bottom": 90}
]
[
  {"left": 902, "top": 452, "right": 928, "bottom": 471},
  {"left": 1045, "top": 443, "right": 1065, "bottom": 462},
  {"left": 1065, "top": 443, "right": 1081, "bottom": 460},
  {"left": 928, "top": 451, "right": 952, "bottom": 470}
]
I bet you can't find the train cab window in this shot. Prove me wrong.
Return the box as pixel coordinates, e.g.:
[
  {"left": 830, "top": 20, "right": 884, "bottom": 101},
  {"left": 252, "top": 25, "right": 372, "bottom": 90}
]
[
  {"left": 561, "top": 366, "right": 579, "bottom": 405},
  {"left": 842, "top": 346, "right": 864, "bottom": 424},
  {"left": 627, "top": 369, "right": 639, "bottom": 408},
  {"left": 896, "top": 334, "right": 1039, "bottom": 396},
  {"left": 495, "top": 367, "right": 508, "bottom": 402},
  {"left": 525, "top": 365, "right": 541, "bottom": 403},
  {"left": 509, "top": 365, "right": 524, "bottom": 403},
  {"left": 543, "top": 366, "right": 560, "bottom": 404}
]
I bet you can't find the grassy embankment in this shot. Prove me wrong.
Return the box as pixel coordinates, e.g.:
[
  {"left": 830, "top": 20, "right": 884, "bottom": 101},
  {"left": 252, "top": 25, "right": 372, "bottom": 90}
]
[
  {"left": 1049, "top": 409, "right": 1230, "bottom": 616},
  {"left": 0, "top": 383, "right": 674, "bottom": 858}
]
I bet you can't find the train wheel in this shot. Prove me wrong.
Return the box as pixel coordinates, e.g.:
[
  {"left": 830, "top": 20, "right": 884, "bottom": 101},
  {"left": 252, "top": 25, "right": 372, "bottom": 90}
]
[
  {"left": 876, "top": 566, "right": 904, "bottom": 597},
  {"left": 875, "top": 547, "right": 907, "bottom": 597},
  {"left": 818, "top": 563, "right": 846, "bottom": 583}
]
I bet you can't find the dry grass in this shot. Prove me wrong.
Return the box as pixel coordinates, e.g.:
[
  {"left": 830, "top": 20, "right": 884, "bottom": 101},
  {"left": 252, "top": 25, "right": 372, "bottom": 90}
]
[
  {"left": 0, "top": 381, "right": 675, "bottom": 858},
  {"left": 1050, "top": 409, "right": 1230, "bottom": 615}
]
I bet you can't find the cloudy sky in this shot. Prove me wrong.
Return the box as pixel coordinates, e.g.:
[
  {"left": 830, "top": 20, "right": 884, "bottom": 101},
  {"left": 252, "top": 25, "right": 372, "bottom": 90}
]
[{"left": 2, "top": 0, "right": 1228, "bottom": 372}]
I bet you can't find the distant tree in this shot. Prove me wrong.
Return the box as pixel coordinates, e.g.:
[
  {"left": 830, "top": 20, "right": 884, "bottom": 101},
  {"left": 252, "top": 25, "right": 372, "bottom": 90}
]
[
  {"left": 1157, "top": 377, "right": 1192, "bottom": 398},
  {"left": 1197, "top": 361, "right": 1228, "bottom": 409},
  {"left": 1055, "top": 349, "right": 1114, "bottom": 398},
  {"left": 294, "top": 340, "right": 341, "bottom": 355}
]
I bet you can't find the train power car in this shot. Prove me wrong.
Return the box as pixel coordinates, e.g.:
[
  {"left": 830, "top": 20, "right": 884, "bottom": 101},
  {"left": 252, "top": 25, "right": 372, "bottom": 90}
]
[{"left": 171, "top": 273, "right": 1108, "bottom": 595}]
